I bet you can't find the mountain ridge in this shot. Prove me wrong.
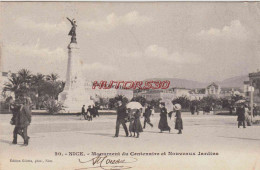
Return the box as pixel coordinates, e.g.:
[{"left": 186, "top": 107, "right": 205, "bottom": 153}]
[{"left": 144, "top": 75, "right": 248, "bottom": 89}]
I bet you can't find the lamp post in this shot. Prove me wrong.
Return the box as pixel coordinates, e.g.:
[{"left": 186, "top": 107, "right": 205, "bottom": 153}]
[{"left": 248, "top": 86, "right": 254, "bottom": 122}]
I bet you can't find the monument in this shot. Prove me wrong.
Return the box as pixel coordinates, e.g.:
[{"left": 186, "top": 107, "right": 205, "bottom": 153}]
[{"left": 58, "top": 17, "right": 94, "bottom": 113}]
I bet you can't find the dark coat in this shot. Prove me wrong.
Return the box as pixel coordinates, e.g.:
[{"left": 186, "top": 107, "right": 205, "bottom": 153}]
[
  {"left": 237, "top": 107, "right": 245, "bottom": 121},
  {"left": 158, "top": 107, "right": 171, "bottom": 131},
  {"left": 11, "top": 105, "right": 31, "bottom": 128},
  {"left": 87, "top": 108, "right": 93, "bottom": 116},
  {"left": 175, "top": 110, "right": 183, "bottom": 130},
  {"left": 82, "top": 107, "right": 85, "bottom": 114},
  {"left": 116, "top": 105, "right": 127, "bottom": 120},
  {"left": 10, "top": 104, "right": 21, "bottom": 126},
  {"left": 144, "top": 108, "right": 152, "bottom": 118}
]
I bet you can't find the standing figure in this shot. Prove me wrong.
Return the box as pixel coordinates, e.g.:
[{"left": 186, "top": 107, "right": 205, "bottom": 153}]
[
  {"left": 244, "top": 104, "right": 251, "bottom": 126},
  {"left": 236, "top": 104, "right": 246, "bottom": 128},
  {"left": 143, "top": 105, "right": 153, "bottom": 129},
  {"left": 94, "top": 105, "right": 100, "bottom": 117},
  {"left": 86, "top": 105, "right": 93, "bottom": 121},
  {"left": 114, "top": 101, "right": 129, "bottom": 137},
  {"left": 133, "top": 109, "right": 143, "bottom": 138},
  {"left": 196, "top": 105, "right": 199, "bottom": 115},
  {"left": 174, "top": 106, "right": 183, "bottom": 134},
  {"left": 190, "top": 104, "right": 195, "bottom": 115},
  {"left": 11, "top": 97, "right": 32, "bottom": 146},
  {"left": 81, "top": 105, "right": 85, "bottom": 120},
  {"left": 129, "top": 109, "right": 135, "bottom": 137},
  {"left": 158, "top": 103, "right": 171, "bottom": 133},
  {"left": 253, "top": 104, "right": 257, "bottom": 117},
  {"left": 67, "top": 17, "right": 77, "bottom": 43}
]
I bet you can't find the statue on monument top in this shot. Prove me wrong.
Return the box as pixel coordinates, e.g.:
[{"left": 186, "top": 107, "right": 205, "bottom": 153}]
[{"left": 67, "top": 17, "right": 77, "bottom": 44}]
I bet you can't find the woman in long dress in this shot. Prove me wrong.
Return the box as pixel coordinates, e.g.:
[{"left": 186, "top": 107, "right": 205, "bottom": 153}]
[
  {"left": 175, "top": 110, "right": 183, "bottom": 134},
  {"left": 129, "top": 109, "right": 135, "bottom": 137},
  {"left": 158, "top": 103, "right": 171, "bottom": 133},
  {"left": 133, "top": 109, "right": 143, "bottom": 138},
  {"left": 237, "top": 104, "right": 246, "bottom": 128}
]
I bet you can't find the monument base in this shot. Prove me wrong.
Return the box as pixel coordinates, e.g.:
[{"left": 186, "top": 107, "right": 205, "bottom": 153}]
[{"left": 59, "top": 88, "right": 94, "bottom": 113}]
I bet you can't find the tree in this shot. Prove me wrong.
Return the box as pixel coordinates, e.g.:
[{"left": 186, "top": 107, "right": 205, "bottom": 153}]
[
  {"left": 31, "top": 73, "right": 45, "bottom": 109},
  {"left": 200, "top": 96, "right": 222, "bottom": 110},
  {"left": 3, "top": 74, "right": 22, "bottom": 99},
  {"left": 46, "top": 73, "right": 59, "bottom": 82},
  {"left": 18, "top": 69, "right": 32, "bottom": 83},
  {"left": 172, "top": 96, "right": 191, "bottom": 109},
  {"left": 108, "top": 95, "right": 129, "bottom": 109},
  {"left": 131, "top": 96, "right": 147, "bottom": 106}
]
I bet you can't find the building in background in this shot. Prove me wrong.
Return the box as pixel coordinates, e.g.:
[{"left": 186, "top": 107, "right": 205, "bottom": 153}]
[
  {"left": 85, "top": 81, "right": 133, "bottom": 101},
  {"left": 247, "top": 70, "right": 260, "bottom": 106},
  {"left": 205, "top": 82, "right": 221, "bottom": 97}
]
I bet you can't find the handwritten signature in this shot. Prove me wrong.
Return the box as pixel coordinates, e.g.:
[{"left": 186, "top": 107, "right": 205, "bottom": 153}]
[{"left": 75, "top": 155, "right": 138, "bottom": 170}]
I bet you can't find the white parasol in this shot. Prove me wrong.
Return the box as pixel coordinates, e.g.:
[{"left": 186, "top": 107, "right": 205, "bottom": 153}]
[
  {"left": 126, "top": 102, "right": 143, "bottom": 109},
  {"left": 235, "top": 100, "right": 246, "bottom": 104}
]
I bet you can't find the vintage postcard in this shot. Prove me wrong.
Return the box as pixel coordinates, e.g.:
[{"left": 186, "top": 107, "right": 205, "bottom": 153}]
[{"left": 0, "top": 2, "right": 260, "bottom": 170}]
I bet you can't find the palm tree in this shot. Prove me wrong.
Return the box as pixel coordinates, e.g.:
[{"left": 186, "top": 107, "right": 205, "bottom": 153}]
[
  {"left": 3, "top": 74, "right": 22, "bottom": 99},
  {"left": 31, "top": 73, "right": 45, "bottom": 109},
  {"left": 18, "top": 69, "right": 32, "bottom": 83},
  {"left": 46, "top": 73, "right": 59, "bottom": 82}
]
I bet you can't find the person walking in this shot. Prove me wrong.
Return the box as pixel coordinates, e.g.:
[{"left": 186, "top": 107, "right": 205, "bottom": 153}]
[
  {"left": 158, "top": 103, "right": 171, "bottom": 133},
  {"left": 86, "top": 105, "right": 93, "bottom": 121},
  {"left": 143, "top": 105, "right": 153, "bottom": 129},
  {"left": 129, "top": 109, "right": 135, "bottom": 137},
  {"left": 11, "top": 97, "right": 32, "bottom": 146},
  {"left": 174, "top": 104, "right": 183, "bottom": 134},
  {"left": 237, "top": 104, "right": 246, "bottom": 128},
  {"left": 190, "top": 104, "right": 195, "bottom": 115},
  {"left": 81, "top": 105, "right": 85, "bottom": 120},
  {"left": 114, "top": 100, "right": 129, "bottom": 137},
  {"left": 94, "top": 105, "right": 99, "bottom": 117},
  {"left": 244, "top": 104, "right": 251, "bottom": 126}
]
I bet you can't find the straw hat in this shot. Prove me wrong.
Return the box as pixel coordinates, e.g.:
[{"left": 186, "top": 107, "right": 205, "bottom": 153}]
[{"left": 174, "top": 104, "right": 182, "bottom": 110}]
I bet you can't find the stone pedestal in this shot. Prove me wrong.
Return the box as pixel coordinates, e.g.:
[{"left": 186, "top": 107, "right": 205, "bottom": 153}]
[{"left": 59, "top": 42, "right": 93, "bottom": 113}]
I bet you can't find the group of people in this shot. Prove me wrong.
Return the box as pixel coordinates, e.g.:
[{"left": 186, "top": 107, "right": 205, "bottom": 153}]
[
  {"left": 190, "top": 104, "right": 214, "bottom": 115},
  {"left": 9, "top": 97, "right": 32, "bottom": 146},
  {"left": 236, "top": 103, "right": 252, "bottom": 128},
  {"left": 114, "top": 100, "right": 183, "bottom": 138},
  {"left": 81, "top": 105, "right": 99, "bottom": 121}
]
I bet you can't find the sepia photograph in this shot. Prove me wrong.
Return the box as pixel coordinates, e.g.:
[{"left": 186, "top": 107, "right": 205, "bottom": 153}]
[{"left": 0, "top": 1, "right": 260, "bottom": 170}]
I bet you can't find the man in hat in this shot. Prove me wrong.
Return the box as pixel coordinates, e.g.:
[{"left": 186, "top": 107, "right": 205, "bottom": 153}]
[
  {"left": 10, "top": 97, "right": 31, "bottom": 146},
  {"left": 114, "top": 100, "right": 129, "bottom": 137}
]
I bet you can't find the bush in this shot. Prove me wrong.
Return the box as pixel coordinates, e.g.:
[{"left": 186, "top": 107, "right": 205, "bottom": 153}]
[
  {"left": 44, "top": 99, "right": 64, "bottom": 114},
  {"left": 172, "top": 96, "right": 190, "bottom": 109}
]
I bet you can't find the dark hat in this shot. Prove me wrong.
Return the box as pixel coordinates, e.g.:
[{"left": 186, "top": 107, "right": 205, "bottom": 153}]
[{"left": 160, "top": 102, "right": 165, "bottom": 106}]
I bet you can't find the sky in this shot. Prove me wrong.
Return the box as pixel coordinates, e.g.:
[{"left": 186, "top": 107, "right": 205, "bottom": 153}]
[{"left": 1, "top": 2, "right": 260, "bottom": 83}]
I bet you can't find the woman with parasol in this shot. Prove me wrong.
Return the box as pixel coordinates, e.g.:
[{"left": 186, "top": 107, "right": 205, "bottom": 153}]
[
  {"left": 174, "top": 104, "right": 183, "bottom": 134},
  {"left": 126, "top": 102, "right": 143, "bottom": 138}
]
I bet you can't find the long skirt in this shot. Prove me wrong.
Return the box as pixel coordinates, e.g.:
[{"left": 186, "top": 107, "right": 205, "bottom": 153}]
[
  {"left": 158, "top": 115, "right": 171, "bottom": 131},
  {"left": 175, "top": 118, "right": 183, "bottom": 130},
  {"left": 129, "top": 119, "right": 134, "bottom": 132},
  {"left": 133, "top": 118, "right": 143, "bottom": 133}
]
